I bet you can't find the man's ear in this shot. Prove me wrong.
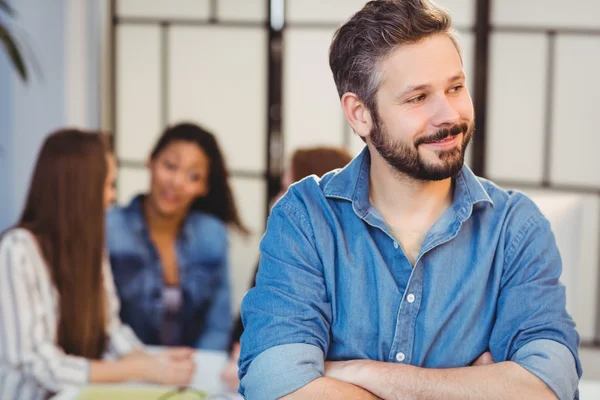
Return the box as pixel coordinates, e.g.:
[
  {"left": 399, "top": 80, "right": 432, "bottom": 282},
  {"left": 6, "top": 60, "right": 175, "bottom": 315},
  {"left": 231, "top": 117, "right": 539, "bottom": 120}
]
[{"left": 341, "top": 92, "right": 373, "bottom": 140}]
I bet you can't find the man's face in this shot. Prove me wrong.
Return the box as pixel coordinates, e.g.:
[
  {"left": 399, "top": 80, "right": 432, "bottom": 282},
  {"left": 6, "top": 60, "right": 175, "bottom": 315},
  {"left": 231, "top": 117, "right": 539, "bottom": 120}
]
[{"left": 367, "top": 34, "right": 474, "bottom": 181}]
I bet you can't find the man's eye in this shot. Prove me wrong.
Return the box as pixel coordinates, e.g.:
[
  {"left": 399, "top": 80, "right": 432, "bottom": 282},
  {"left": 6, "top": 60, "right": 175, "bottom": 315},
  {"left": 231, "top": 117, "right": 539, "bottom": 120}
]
[{"left": 407, "top": 94, "right": 426, "bottom": 104}]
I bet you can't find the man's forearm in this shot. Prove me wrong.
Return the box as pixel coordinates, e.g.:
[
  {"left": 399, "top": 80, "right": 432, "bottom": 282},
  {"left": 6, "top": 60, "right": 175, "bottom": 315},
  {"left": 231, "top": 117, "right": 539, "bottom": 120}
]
[
  {"left": 326, "top": 360, "right": 557, "bottom": 400},
  {"left": 280, "top": 377, "right": 380, "bottom": 400}
]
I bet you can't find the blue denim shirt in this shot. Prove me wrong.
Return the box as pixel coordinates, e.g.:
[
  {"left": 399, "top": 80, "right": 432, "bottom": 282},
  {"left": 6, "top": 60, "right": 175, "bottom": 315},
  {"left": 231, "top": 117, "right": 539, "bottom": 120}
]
[
  {"left": 239, "top": 148, "right": 581, "bottom": 400},
  {"left": 106, "top": 195, "right": 232, "bottom": 350}
]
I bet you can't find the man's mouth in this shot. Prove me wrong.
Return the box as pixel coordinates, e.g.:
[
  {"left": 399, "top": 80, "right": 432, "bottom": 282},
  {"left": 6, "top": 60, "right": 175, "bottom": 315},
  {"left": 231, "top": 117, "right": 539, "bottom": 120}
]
[
  {"left": 430, "top": 135, "right": 456, "bottom": 144},
  {"left": 417, "top": 122, "right": 468, "bottom": 146},
  {"left": 423, "top": 133, "right": 461, "bottom": 147}
]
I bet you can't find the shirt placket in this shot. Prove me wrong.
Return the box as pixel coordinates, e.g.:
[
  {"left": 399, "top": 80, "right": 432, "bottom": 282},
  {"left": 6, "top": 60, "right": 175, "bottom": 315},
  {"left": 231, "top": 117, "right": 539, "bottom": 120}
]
[
  {"left": 362, "top": 210, "right": 424, "bottom": 365},
  {"left": 388, "top": 256, "right": 424, "bottom": 365}
]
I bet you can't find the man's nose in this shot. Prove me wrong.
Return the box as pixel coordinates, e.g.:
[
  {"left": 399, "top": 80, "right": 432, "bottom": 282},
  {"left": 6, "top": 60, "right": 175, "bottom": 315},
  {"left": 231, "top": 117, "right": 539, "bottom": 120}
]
[{"left": 431, "top": 94, "right": 460, "bottom": 128}]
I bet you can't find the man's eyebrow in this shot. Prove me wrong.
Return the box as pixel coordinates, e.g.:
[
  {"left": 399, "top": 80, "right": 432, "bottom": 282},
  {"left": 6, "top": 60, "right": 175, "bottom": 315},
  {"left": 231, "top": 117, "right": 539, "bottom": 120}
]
[
  {"left": 447, "top": 72, "right": 466, "bottom": 83},
  {"left": 398, "top": 83, "right": 431, "bottom": 98},
  {"left": 397, "top": 72, "right": 466, "bottom": 99}
]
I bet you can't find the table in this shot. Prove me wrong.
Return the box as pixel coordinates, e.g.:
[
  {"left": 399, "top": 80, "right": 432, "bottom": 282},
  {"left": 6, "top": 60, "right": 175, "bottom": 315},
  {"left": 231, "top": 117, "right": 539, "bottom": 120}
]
[
  {"left": 579, "top": 380, "right": 600, "bottom": 399},
  {"left": 52, "top": 349, "right": 242, "bottom": 400}
]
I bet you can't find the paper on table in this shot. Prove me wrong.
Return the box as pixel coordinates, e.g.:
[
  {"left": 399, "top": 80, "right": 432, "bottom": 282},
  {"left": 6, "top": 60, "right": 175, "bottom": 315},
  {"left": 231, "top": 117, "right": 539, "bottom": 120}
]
[{"left": 76, "top": 386, "right": 208, "bottom": 400}]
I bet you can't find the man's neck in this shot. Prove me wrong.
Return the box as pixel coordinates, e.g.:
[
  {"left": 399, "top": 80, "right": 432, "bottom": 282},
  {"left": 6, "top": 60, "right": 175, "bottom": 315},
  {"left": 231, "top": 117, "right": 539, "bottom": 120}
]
[{"left": 368, "top": 151, "right": 454, "bottom": 231}]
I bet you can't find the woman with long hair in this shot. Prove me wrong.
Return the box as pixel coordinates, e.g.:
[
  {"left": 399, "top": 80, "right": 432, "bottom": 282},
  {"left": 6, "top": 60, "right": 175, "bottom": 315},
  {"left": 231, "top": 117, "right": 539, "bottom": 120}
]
[
  {"left": 107, "top": 122, "right": 247, "bottom": 350},
  {"left": 0, "top": 129, "right": 195, "bottom": 393}
]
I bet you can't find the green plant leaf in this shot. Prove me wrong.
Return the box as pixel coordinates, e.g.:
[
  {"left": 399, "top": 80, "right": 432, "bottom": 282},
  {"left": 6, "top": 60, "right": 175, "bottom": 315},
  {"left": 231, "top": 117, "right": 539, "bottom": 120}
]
[
  {"left": 0, "top": 0, "right": 15, "bottom": 16},
  {"left": 0, "top": 23, "right": 27, "bottom": 81}
]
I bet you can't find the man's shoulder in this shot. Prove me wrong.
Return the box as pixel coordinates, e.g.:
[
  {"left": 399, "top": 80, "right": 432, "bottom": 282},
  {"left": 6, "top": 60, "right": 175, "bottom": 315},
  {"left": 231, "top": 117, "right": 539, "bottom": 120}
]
[
  {"left": 276, "top": 173, "right": 336, "bottom": 213},
  {"left": 476, "top": 176, "right": 545, "bottom": 227}
]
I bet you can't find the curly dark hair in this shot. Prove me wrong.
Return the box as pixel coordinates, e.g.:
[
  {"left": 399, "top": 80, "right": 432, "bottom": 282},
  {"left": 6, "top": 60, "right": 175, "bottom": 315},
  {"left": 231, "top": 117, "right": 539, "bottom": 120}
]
[{"left": 150, "top": 122, "right": 249, "bottom": 235}]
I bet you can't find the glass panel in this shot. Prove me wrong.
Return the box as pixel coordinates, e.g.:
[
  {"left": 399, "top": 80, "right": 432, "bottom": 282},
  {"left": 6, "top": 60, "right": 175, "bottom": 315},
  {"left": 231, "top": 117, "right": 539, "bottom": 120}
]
[
  {"left": 551, "top": 36, "right": 600, "bottom": 187},
  {"left": 493, "top": 0, "right": 600, "bottom": 29},
  {"left": 168, "top": 26, "right": 267, "bottom": 173},
  {"left": 283, "top": 28, "right": 345, "bottom": 155},
  {"left": 486, "top": 33, "right": 548, "bottom": 183},
  {"left": 217, "top": 0, "right": 266, "bottom": 22},
  {"left": 287, "top": 0, "right": 474, "bottom": 27},
  {"left": 117, "top": 0, "right": 210, "bottom": 20},
  {"left": 116, "top": 25, "right": 162, "bottom": 162},
  {"left": 117, "top": 167, "right": 149, "bottom": 205},
  {"left": 435, "top": 0, "right": 476, "bottom": 27},
  {"left": 286, "top": 0, "right": 368, "bottom": 24}
]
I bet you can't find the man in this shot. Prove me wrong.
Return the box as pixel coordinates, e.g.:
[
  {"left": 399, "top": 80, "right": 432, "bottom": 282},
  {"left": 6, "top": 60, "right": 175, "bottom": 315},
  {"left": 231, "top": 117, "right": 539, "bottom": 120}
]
[{"left": 238, "top": 1, "right": 581, "bottom": 399}]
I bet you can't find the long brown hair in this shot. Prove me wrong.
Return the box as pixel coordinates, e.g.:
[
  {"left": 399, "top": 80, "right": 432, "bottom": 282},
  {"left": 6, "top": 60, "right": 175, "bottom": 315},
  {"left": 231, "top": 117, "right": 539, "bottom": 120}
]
[{"left": 18, "top": 129, "right": 108, "bottom": 359}]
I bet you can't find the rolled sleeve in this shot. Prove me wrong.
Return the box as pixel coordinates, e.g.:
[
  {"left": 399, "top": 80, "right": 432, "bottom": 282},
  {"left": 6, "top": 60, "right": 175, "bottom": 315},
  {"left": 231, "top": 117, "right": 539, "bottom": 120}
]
[
  {"left": 490, "top": 208, "right": 581, "bottom": 389},
  {"left": 511, "top": 339, "right": 578, "bottom": 400},
  {"left": 238, "top": 192, "right": 332, "bottom": 398},
  {"left": 240, "top": 343, "right": 324, "bottom": 399}
]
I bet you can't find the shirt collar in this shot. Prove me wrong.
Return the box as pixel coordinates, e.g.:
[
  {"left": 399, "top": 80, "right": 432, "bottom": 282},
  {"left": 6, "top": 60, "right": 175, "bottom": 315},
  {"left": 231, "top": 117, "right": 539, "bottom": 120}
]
[{"left": 323, "top": 146, "right": 494, "bottom": 221}]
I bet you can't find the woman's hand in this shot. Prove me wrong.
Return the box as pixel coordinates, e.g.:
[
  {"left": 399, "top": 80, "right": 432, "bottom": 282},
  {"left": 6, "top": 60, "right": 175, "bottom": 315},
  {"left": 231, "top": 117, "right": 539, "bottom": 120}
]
[{"left": 121, "top": 348, "right": 196, "bottom": 386}]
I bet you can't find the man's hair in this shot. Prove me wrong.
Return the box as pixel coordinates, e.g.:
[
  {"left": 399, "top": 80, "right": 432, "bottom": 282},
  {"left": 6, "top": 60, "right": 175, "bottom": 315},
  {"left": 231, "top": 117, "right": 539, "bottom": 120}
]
[{"left": 329, "top": 0, "right": 459, "bottom": 115}]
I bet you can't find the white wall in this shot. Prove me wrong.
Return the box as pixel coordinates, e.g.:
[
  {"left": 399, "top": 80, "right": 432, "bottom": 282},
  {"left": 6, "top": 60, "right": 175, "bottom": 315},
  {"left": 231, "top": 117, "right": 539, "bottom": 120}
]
[
  {"left": 0, "top": 0, "right": 67, "bottom": 229},
  {"left": 0, "top": 0, "right": 102, "bottom": 230}
]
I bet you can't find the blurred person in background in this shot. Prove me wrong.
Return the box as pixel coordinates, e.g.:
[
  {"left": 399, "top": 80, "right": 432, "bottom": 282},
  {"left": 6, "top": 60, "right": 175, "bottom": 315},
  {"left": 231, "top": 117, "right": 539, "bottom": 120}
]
[
  {"left": 0, "top": 129, "right": 195, "bottom": 394},
  {"left": 220, "top": 146, "right": 353, "bottom": 392},
  {"left": 107, "top": 122, "right": 248, "bottom": 351}
]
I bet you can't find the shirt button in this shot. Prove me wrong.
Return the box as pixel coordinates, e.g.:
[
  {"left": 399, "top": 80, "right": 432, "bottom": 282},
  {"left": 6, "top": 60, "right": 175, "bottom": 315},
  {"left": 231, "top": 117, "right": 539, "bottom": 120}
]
[
  {"left": 407, "top": 293, "right": 415, "bottom": 303},
  {"left": 393, "top": 242, "right": 399, "bottom": 249},
  {"left": 395, "top": 352, "right": 406, "bottom": 362}
]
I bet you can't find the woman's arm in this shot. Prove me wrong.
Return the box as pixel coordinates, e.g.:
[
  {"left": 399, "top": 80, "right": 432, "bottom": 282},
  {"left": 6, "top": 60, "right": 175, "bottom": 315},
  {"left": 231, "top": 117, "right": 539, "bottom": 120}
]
[
  {"left": 0, "top": 230, "right": 92, "bottom": 391},
  {"left": 0, "top": 230, "right": 193, "bottom": 391},
  {"left": 90, "top": 349, "right": 195, "bottom": 386}
]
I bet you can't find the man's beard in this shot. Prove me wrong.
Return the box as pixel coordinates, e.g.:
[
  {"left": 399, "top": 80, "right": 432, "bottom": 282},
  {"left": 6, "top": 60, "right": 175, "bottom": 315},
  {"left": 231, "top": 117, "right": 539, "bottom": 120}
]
[{"left": 370, "top": 112, "right": 474, "bottom": 181}]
